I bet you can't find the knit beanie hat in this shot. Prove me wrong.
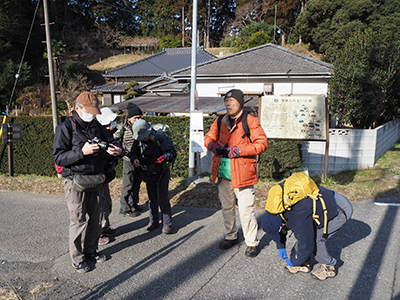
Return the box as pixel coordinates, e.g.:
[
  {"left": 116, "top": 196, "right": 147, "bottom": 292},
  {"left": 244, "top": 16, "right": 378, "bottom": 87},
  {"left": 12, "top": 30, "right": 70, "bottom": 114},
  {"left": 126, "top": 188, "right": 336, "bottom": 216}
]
[
  {"left": 127, "top": 103, "right": 143, "bottom": 118},
  {"left": 224, "top": 89, "right": 244, "bottom": 106}
]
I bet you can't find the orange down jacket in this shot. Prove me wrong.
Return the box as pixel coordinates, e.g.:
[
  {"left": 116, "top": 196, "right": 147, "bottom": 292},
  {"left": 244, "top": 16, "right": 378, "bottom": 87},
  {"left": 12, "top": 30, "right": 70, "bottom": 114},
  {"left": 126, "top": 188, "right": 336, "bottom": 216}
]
[{"left": 204, "top": 111, "right": 268, "bottom": 189}]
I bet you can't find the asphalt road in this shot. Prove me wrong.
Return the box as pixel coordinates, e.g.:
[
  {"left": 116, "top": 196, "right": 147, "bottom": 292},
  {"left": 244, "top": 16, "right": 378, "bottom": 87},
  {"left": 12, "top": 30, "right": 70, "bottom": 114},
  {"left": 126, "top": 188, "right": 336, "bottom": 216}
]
[{"left": 1, "top": 190, "right": 400, "bottom": 300}]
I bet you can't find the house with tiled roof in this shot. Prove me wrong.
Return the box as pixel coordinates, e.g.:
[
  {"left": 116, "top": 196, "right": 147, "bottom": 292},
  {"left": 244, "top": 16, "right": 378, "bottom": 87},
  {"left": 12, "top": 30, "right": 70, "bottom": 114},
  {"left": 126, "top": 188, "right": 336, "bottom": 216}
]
[
  {"left": 105, "top": 43, "right": 332, "bottom": 117},
  {"left": 92, "top": 47, "right": 217, "bottom": 105},
  {"left": 158, "top": 43, "right": 332, "bottom": 99}
]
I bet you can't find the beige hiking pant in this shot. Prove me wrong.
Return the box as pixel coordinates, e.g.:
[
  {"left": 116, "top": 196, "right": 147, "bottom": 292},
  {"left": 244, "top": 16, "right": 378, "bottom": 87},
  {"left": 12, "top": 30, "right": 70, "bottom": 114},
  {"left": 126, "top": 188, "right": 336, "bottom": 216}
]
[{"left": 218, "top": 179, "right": 259, "bottom": 247}]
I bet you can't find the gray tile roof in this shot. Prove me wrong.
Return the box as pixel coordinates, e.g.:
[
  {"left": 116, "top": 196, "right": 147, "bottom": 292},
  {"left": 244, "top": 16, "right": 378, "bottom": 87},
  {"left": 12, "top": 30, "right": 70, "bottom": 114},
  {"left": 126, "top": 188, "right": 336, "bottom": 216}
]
[
  {"left": 91, "top": 82, "right": 129, "bottom": 93},
  {"left": 104, "top": 47, "right": 217, "bottom": 78},
  {"left": 172, "top": 43, "right": 332, "bottom": 78},
  {"left": 107, "top": 95, "right": 259, "bottom": 115}
]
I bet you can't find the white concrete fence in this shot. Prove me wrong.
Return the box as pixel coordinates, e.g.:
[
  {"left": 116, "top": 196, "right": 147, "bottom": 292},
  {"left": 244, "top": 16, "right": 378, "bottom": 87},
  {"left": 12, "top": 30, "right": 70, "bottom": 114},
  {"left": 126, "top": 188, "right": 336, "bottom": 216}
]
[{"left": 301, "top": 118, "right": 400, "bottom": 176}]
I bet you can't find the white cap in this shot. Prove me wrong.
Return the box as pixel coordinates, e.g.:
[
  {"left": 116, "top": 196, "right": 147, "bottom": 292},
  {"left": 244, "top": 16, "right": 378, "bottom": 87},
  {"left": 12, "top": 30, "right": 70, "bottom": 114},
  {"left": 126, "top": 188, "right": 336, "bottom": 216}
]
[{"left": 96, "top": 107, "right": 119, "bottom": 126}]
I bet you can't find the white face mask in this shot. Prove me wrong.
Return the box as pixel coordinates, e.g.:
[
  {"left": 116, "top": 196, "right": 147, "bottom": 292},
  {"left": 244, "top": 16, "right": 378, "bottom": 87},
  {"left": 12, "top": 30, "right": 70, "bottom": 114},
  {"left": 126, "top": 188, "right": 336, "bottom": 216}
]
[
  {"left": 81, "top": 111, "right": 95, "bottom": 122},
  {"left": 109, "top": 121, "right": 117, "bottom": 129}
]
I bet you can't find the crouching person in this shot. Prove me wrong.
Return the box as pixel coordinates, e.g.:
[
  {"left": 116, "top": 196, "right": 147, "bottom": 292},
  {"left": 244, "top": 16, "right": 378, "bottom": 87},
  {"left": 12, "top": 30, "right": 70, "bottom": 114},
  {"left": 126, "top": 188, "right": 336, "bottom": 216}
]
[
  {"left": 262, "top": 182, "right": 353, "bottom": 280},
  {"left": 129, "top": 119, "right": 177, "bottom": 234}
]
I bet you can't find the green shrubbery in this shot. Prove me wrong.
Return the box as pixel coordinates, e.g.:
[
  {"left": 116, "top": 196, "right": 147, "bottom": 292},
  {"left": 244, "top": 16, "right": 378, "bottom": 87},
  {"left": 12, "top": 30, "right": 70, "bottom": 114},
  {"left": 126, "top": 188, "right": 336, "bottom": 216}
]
[{"left": 0, "top": 116, "right": 302, "bottom": 181}]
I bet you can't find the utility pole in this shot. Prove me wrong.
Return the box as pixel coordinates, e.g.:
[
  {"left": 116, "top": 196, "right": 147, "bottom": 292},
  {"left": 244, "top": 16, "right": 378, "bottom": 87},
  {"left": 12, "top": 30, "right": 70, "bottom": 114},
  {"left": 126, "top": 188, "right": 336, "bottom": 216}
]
[
  {"left": 206, "top": 0, "right": 210, "bottom": 48},
  {"left": 188, "top": 0, "right": 198, "bottom": 177},
  {"left": 273, "top": 4, "right": 277, "bottom": 44},
  {"left": 43, "top": 0, "right": 58, "bottom": 133},
  {"left": 182, "top": 7, "right": 185, "bottom": 47}
]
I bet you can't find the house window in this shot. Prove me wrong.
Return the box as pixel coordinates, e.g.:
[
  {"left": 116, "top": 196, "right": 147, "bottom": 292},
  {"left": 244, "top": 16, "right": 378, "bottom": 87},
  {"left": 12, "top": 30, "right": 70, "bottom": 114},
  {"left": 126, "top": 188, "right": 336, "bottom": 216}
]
[
  {"left": 113, "top": 94, "right": 122, "bottom": 104},
  {"left": 264, "top": 83, "right": 273, "bottom": 95}
]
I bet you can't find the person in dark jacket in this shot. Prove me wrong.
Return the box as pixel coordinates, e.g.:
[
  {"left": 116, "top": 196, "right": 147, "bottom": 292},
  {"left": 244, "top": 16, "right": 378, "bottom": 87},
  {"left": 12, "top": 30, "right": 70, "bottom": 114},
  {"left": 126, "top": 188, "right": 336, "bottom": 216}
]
[
  {"left": 53, "top": 92, "right": 122, "bottom": 273},
  {"left": 129, "top": 119, "right": 177, "bottom": 234},
  {"left": 113, "top": 103, "right": 144, "bottom": 217},
  {"left": 262, "top": 186, "right": 353, "bottom": 280}
]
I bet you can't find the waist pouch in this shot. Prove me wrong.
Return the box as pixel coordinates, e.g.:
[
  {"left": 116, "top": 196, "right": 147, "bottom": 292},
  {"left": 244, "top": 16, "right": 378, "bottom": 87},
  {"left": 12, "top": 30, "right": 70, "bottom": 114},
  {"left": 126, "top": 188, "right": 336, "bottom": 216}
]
[
  {"left": 105, "top": 169, "right": 116, "bottom": 183},
  {"left": 218, "top": 157, "right": 231, "bottom": 180},
  {"left": 71, "top": 174, "right": 105, "bottom": 192}
]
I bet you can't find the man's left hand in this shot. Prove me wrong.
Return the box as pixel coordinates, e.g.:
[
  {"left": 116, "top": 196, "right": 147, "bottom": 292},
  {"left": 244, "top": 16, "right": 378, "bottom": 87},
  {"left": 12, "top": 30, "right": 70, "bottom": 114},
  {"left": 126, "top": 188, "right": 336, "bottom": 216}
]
[
  {"left": 225, "top": 146, "right": 240, "bottom": 158},
  {"left": 107, "top": 144, "right": 123, "bottom": 157},
  {"left": 285, "top": 259, "right": 294, "bottom": 267}
]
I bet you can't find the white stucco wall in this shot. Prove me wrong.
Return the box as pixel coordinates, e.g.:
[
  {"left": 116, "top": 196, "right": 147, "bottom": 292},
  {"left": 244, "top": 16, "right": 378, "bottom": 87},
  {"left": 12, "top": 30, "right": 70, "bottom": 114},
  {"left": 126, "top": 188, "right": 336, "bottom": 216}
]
[
  {"left": 301, "top": 119, "right": 400, "bottom": 176},
  {"left": 195, "top": 78, "right": 329, "bottom": 97}
]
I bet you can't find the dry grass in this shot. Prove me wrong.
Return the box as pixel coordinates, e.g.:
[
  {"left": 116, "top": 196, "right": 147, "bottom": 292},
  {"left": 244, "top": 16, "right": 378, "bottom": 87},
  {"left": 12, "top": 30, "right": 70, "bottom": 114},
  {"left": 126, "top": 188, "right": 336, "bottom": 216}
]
[
  {"left": 89, "top": 53, "right": 153, "bottom": 71},
  {"left": 315, "top": 141, "right": 400, "bottom": 201}
]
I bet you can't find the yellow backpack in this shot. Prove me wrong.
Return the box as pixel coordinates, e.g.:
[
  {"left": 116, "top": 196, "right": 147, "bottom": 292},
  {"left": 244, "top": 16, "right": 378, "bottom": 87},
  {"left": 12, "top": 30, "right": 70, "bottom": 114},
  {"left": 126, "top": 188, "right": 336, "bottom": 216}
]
[{"left": 265, "top": 172, "right": 328, "bottom": 236}]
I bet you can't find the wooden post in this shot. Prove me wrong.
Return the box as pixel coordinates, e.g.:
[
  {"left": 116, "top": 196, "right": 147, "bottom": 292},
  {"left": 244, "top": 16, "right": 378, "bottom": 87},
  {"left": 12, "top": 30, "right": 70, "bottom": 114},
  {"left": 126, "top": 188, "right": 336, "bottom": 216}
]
[{"left": 7, "top": 124, "right": 14, "bottom": 177}]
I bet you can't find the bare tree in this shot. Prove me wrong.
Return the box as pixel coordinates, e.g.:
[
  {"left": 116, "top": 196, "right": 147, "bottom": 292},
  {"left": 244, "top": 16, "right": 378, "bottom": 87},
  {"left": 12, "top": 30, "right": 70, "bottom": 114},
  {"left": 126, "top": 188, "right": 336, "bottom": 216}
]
[
  {"left": 58, "top": 74, "right": 90, "bottom": 115},
  {"left": 235, "top": 0, "right": 274, "bottom": 26},
  {"left": 102, "top": 27, "right": 126, "bottom": 49},
  {"left": 120, "top": 36, "right": 160, "bottom": 52},
  {"left": 15, "top": 86, "right": 49, "bottom": 116}
]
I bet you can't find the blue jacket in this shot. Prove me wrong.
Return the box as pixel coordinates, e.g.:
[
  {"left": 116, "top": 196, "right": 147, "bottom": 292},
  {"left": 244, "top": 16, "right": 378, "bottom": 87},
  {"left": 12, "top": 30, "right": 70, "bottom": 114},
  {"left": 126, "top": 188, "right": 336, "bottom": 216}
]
[
  {"left": 284, "top": 187, "right": 338, "bottom": 266},
  {"left": 53, "top": 112, "right": 120, "bottom": 178}
]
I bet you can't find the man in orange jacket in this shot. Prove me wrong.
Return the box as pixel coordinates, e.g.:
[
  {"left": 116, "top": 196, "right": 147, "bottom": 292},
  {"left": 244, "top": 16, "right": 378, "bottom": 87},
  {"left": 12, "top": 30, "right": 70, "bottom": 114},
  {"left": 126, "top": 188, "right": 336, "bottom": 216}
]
[{"left": 204, "top": 89, "right": 268, "bottom": 257}]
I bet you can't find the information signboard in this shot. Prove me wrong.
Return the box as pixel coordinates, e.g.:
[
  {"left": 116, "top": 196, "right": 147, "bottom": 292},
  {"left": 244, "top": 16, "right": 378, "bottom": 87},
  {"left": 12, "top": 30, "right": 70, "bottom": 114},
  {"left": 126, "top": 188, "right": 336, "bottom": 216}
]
[{"left": 260, "top": 95, "right": 327, "bottom": 141}]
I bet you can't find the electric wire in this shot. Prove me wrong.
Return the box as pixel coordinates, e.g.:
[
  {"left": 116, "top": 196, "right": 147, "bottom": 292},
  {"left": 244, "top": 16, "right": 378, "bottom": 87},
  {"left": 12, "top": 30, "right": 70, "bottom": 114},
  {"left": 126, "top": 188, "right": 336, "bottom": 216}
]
[{"left": 8, "top": 0, "right": 41, "bottom": 112}]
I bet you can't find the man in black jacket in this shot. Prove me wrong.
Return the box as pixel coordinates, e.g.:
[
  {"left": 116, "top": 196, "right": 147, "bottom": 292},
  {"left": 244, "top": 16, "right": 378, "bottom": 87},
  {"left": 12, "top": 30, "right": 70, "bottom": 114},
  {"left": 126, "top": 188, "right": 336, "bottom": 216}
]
[{"left": 53, "top": 92, "right": 122, "bottom": 273}]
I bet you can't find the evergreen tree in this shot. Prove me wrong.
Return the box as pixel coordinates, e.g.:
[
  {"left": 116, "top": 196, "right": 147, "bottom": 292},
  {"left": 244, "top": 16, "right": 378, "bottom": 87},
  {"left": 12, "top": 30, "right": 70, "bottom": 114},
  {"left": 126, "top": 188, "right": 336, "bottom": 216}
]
[
  {"left": 296, "top": 0, "right": 400, "bottom": 62},
  {"left": 329, "top": 29, "right": 400, "bottom": 129}
]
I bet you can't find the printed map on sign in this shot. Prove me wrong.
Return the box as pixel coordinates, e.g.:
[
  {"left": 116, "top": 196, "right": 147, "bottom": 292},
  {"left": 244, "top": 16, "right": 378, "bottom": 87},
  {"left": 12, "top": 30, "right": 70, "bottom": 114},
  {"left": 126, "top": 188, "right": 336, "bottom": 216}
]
[{"left": 260, "top": 95, "right": 326, "bottom": 140}]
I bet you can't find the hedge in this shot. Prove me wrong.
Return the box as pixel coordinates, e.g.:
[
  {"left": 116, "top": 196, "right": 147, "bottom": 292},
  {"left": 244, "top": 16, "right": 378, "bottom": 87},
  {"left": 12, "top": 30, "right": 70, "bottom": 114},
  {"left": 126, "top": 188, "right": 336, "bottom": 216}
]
[{"left": 0, "top": 116, "right": 301, "bottom": 180}]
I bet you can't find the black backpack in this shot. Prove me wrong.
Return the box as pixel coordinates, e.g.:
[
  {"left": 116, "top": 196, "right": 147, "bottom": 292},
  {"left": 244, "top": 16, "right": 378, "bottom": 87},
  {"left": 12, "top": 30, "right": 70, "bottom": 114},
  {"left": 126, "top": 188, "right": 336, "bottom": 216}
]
[{"left": 217, "top": 111, "right": 251, "bottom": 143}]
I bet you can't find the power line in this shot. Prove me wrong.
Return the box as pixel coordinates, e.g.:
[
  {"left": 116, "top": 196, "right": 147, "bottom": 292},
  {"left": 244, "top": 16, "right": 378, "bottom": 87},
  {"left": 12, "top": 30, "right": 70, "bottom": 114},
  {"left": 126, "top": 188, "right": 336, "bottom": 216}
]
[{"left": 8, "top": 0, "right": 41, "bottom": 111}]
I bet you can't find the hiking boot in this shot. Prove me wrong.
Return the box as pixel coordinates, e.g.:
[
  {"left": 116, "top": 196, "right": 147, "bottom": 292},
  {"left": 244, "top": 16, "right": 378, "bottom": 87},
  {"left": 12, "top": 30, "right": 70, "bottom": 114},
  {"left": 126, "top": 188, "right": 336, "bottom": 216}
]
[
  {"left": 162, "top": 225, "right": 172, "bottom": 234},
  {"left": 119, "top": 211, "right": 140, "bottom": 218},
  {"left": 98, "top": 235, "right": 109, "bottom": 246},
  {"left": 219, "top": 238, "right": 239, "bottom": 250},
  {"left": 132, "top": 204, "right": 144, "bottom": 212},
  {"left": 72, "top": 261, "right": 90, "bottom": 273},
  {"left": 146, "top": 223, "right": 160, "bottom": 231},
  {"left": 285, "top": 261, "right": 311, "bottom": 274},
  {"left": 311, "top": 264, "right": 336, "bottom": 280},
  {"left": 245, "top": 246, "right": 259, "bottom": 258},
  {"left": 102, "top": 227, "right": 117, "bottom": 237},
  {"left": 85, "top": 252, "right": 106, "bottom": 263}
]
